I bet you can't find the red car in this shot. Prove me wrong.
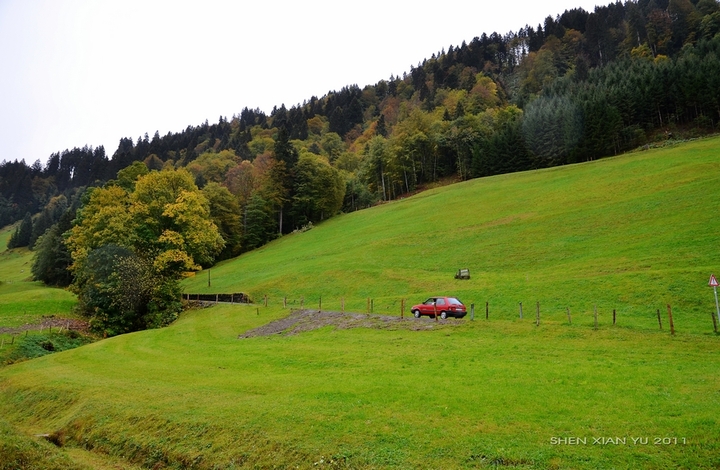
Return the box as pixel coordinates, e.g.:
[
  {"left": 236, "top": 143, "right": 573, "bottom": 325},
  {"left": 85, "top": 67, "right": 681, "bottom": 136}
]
[{"left": 411, "top": 296, "right": 467, "bottom": 319}]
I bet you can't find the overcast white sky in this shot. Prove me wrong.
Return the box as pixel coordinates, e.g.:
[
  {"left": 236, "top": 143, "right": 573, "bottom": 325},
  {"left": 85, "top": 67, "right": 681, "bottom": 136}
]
[{"left": 0, "top": 0, "right": 602, "bottom": 165}]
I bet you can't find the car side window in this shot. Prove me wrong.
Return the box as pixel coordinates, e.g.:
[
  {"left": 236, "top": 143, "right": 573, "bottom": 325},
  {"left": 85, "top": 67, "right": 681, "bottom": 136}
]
[{"left": 436, "top": 298, "right": 445, "bottom": 306}]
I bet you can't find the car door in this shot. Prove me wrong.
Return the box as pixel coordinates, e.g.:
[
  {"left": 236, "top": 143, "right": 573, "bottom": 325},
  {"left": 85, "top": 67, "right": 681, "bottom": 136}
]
[{"left": 420, "top": 298, "right": 436, "bottom": 315}]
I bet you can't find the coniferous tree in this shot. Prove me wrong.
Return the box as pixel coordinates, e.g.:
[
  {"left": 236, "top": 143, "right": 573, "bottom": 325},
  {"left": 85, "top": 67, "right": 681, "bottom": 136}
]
[
  {"left": 243, "top": 193, "right": 276, "bottom": 250},
  {"left": 7, "top": 212, "right": 33, "bottom": 249},
  {"left": 31, "top": 209, "right": 75, "bottom": 286},
  {"left": 269, "top": 128, "right": 299, "bottom": 233},
  {"left": 376, "top": 114, "right": 387, "bottom": 137}
]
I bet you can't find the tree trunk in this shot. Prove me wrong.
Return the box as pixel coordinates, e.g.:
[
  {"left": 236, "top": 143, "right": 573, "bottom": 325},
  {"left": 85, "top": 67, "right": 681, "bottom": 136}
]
[{"left": 381, "top": 170, "right": 387, "bottom": 201}]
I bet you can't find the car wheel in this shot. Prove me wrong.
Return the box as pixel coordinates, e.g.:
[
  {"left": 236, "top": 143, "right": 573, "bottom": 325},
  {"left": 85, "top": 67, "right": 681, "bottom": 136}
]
[
  {"left": 413, "top": 310, "right": 421, "bottom": 318},
  {"left": 440, "top": 311, "right": 447, "bottom": 320}
]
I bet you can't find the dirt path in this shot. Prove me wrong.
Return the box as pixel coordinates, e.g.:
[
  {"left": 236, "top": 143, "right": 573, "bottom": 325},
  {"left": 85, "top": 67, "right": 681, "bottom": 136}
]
[
  {"left": 239, "top": 309, "right": 450, "bottom": 338},
  {"left": 0, "top": 317, "right": 89, "bottom": 335}
]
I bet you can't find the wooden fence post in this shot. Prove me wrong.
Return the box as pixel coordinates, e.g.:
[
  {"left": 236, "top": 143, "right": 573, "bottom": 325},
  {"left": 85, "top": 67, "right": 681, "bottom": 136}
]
[
  {"left": 594, "top": 305, "right": 598, "bottom": 330},
  {"left": 283, "top": 297, "right": 287, "bottom": 308},
  {"left": 300, "top": 297, "right": 304, "bottom": 308},
  {"left": 536, "top": 302, "right": 540, "bottom": 326},
  {"left": 401, "top": 299, "right": 404, "bottom": 319},
  {"left": 319, "top": 296, "right": 322, "bottom": 312},
  {"left": 566, "top": 307, "right": 571, "bottom": 324},
  {"left": 371, "top": 299, "right": 374, "bottom": 313},
  {"left": 657, "top": 309, "right": 662, "bottom": 330},
  {"left": 519, "top": 302, "right": 523, "bottom": 319},
  {"left": 434, "top": 302, "right": 438, "bottom": 322},
  {"left": 366, "top": 298, "right": 370, "bottom": 314},
  {"left": 471, "top": 303, "right": 475, "bottom": 321},
  {"left": 485, "top": 302, "right": 489, "bottom": 320},
  {"left": 341, "top": 297, "right": 345, "bottom": 313},
  {"left": 613, "top": 309, "right": 616, "bottom": 325},
  {"left": 264, "top": 295, "right": 268, "bottom": 307},
  {"left": 667, "top": 304, "right": 675, "bottom": 336}
]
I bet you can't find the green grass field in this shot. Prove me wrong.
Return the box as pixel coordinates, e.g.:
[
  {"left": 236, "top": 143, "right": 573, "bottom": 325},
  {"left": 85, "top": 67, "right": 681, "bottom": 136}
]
[
  {"left": 0, "top": 226, "right": 77, "bottom": 330},
  {"left": 0, "top": 222, "right": 34, "bottom": 283},
  {"left": 185, "top": 137, "right": 720, "bottom": 335},
  {"left": 1, "top": 137, "right": 719, "bottom": 469},
  {"left": 1, "top": 304, "right": 718, "bottom": 469}
]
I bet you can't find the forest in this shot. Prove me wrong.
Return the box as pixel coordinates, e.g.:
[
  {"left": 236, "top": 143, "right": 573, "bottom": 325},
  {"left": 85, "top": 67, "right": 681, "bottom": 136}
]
[{"left": 1, "top": 0, "right": 719, "bottom": 334}]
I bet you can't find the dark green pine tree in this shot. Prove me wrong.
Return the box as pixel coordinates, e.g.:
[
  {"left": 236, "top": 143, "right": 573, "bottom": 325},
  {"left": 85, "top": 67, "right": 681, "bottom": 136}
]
[
  {"left": 454, "top": 101, "right": 465, "bottom": 119},
  {"left": 274, "top": 127, "right": 298, "bottom": 168},
  {"left": 272, "top": 128, "right": 299, "bottom": 233},
  {"left": 376, "top": 114, "right": 387, "bottom": 137},
  {"left": 242, "top": 194, "right": 276, "bottom": 251},
  {"left": 7, "top": 212, "right": 33, "bottom": 249},
  {"left": 31, "top": 209, "right": 75, "bottom": 286},
  {"left": 328, "top": 106, "right": 346, "bottom": 136}
]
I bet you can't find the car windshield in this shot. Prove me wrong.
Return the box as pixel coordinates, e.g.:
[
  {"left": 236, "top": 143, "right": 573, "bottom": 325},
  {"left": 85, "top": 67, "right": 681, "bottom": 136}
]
[{"left": 448, "top": 298, "right": 463, "bottom": 305}]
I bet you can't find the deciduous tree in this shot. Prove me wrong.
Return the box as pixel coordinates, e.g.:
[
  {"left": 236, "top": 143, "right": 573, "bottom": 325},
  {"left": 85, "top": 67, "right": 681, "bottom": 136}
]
[
  {"left": 202, "top": 182, "right": 242, "bottom": 260},
  {"left": 66, "top": 168, "right": 224, "bottom": 335}
]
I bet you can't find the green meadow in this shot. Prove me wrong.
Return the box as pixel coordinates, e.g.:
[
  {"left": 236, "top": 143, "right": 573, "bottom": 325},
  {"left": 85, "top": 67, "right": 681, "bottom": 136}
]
[
  {"left": 1, "top": 305, "right": 719, "bottom": 469},
  {"left": 0, "top": 137, "right": 719, "bottom": 469},
  {"left": 186, "top": 137, "right": 720, "bottom": 335},
  {"left": 0, "top": 226, "right": 76, "bottom": 330}
]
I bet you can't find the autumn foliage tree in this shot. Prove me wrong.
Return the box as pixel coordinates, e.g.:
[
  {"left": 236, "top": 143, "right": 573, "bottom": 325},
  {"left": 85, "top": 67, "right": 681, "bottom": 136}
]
[{"left": 67, "top": 168, "right": 223, "bottom": 335}]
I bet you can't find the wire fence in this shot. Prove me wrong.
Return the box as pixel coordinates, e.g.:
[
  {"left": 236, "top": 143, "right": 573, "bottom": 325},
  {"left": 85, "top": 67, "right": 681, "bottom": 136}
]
[{"left": 192, "top": 293, "right": 720, "bottom": 336}]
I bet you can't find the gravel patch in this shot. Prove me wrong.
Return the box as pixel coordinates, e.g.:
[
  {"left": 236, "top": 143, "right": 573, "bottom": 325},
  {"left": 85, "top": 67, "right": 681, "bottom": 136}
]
[{"left": 238, "top": 309, "right": 448, "bottom": 338}]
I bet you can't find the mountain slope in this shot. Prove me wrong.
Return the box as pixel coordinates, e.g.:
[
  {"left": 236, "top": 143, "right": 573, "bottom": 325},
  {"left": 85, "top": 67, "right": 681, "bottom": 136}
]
[{"left": 183, "top": 136, "right": 720, "bottom": 333}]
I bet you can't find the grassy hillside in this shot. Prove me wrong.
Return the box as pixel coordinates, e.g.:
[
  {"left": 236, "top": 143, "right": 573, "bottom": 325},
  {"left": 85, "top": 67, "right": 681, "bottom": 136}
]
[
  {"left": 185, "top": 137, "right": 720, "bottom": 335},
  {"left": 0, "top": 226, "right": 76, "bottom": 329},
  {"left": 0, "top": 138, "right": 719, "bottom": 469},
  {"left": 0, "top": 223, "right": 33, "bottom": 283}
]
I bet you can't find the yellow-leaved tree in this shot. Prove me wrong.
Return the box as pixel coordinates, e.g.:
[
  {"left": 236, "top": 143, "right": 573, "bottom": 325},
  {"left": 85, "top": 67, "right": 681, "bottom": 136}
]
[{"left": 67, "top": 168, "right": 224, "bottom": 336}]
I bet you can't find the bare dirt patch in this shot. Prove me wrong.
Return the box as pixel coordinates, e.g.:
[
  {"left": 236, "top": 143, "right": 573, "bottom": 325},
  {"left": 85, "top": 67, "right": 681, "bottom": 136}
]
[{"left": 238, "top": 309, "right": 452, "bottom": 338}]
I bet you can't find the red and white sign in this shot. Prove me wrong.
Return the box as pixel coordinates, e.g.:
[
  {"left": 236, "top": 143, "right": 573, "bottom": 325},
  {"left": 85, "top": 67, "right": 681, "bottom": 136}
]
[{"left": 710, "top": 274, "right": 719, "bottom": 287}]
